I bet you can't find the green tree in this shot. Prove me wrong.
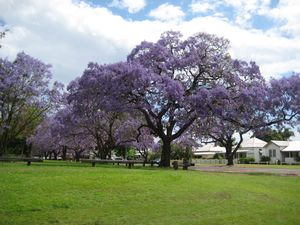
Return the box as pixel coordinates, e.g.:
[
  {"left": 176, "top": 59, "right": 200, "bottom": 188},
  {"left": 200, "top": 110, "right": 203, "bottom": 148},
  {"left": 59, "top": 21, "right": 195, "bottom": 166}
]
[{"left": 255, "top": 127, "right": 294, "bottom": 142}]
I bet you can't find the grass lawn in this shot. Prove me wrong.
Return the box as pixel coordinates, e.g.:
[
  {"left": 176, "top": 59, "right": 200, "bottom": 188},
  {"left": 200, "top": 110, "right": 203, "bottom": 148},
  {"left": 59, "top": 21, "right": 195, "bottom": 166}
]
[{"left": 0, "top": 161, "right": 299, "bottom": 225}]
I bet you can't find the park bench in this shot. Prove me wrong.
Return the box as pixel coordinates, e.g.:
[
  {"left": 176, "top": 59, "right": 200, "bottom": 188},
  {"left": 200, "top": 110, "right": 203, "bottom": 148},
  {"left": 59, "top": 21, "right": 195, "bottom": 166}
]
[
  {"left": 172, "top": 161, "right": 195, "bottom": 170},
  {"left": 0, "top": 157, "right": 43, "bottom": 166},
  {"left": 81, "top": 159, "right": 156, "bottom": 168}
]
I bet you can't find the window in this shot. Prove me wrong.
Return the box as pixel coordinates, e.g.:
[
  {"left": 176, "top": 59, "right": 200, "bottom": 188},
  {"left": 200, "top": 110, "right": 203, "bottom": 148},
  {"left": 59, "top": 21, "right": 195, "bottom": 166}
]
[{"left": 269, "top": 149, "right": 276, "bottom": 157}]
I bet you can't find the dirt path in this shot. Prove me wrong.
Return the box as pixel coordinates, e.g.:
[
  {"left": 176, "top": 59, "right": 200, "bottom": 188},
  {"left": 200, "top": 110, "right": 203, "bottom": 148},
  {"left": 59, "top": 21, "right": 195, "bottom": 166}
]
[{"left": 190, "top": 165, "right": 300, "bottom": 176}]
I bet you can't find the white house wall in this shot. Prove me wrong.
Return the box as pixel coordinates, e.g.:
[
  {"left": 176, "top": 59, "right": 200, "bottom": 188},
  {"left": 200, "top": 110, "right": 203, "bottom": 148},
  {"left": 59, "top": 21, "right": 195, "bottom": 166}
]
[
  {"left": 264, "top": 142, "right": 283, "bottom": 163},
  {"left": 244, "top": 147, "right": 264, "bottom": 163}
]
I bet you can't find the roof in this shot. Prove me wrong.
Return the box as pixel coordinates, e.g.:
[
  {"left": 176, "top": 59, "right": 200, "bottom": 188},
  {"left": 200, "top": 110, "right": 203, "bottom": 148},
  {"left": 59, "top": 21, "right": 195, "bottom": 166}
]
[
  {"left": 236, "top": 149, "right": 250, "bottom": 153},
  {"left": 193, "top": 152, "right": 219, "bottom": 156},
  {"left": 281, "top": 141, "right": 300, "bottom": 152},
  {"left": 193, "top": 143, "right": 226, "bottom": 153},
  {"left": 241, "top": 137, "right": 267, "bottom": 148},
  {"left": 269, "top": 140, "right": 289, "bottom": 147}
]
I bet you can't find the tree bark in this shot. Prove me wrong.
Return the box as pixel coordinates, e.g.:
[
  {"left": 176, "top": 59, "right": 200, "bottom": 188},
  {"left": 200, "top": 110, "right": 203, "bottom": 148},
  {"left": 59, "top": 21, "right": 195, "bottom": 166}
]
[
  {"left": 227, "top": 154, "right": 234, "bottom": 166},
  {"left": 160, "top": 139, "right": 172, "bottom": 167},
  {"left": 62, "top": 146, "right": 67, "bottom": 160},
  {"left": 53, "top": 151, "right": 58, "bottom": 160},
  {"left": 225, "top": 144, "right": 234, "bottom": 166},
  {"left": 74, "top": 151, "right": 81, "bottom": 162}
]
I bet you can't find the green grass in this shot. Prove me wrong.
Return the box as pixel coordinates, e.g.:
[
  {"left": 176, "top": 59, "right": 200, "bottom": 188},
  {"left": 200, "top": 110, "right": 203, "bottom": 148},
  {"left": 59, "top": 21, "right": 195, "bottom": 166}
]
[{"left": 0, "top": 161, "right": 299, "bottom": 225}]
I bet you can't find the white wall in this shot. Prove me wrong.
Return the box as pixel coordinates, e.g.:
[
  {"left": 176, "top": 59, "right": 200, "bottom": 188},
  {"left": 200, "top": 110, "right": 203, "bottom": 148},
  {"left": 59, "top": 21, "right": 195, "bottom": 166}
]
[{"left": 264, "top": 143, "right": 283, "bottom": 163}]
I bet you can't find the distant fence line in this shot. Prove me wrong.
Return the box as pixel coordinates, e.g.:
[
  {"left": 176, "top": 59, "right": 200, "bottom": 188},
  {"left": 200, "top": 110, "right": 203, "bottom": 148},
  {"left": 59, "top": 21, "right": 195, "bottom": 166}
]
[{"left": 192, "top": 159, "right": 239, "bottom": 164}]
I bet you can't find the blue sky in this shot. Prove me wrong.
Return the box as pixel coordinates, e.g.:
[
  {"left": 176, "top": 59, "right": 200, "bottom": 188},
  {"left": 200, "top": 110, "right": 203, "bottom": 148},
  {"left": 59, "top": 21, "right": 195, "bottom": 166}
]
[{"left": 87, "top": 0, "right": 279, "bottom": 31}]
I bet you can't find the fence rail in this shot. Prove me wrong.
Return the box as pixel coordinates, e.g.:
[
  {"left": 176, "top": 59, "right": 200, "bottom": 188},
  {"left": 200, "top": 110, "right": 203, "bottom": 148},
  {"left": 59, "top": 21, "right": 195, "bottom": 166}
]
[{"left": 192, "top": 159, "right": 239, "bottom": 164}]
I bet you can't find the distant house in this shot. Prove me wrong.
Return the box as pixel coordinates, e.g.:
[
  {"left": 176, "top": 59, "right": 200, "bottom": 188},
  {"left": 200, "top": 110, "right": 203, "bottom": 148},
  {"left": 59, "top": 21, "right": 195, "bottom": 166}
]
[
  {"left": 269, "top": 141, "right": 300, "bottom": 164},
  {"left": 192, "top": 137, "right": 300, "bottom": 164},
  {"left": 263, "top": 141, "right": 289, "bottom": 164},
  {"left": 193, "top": 143, "right": 225, "bottom": 158},
  {"left": 238, "top": 137, "right": 267, "bottom": 163}
]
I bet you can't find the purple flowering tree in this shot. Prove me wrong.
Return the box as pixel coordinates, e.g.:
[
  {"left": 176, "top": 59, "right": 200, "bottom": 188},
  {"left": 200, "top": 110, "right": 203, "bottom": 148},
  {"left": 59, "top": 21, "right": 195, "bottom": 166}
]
[
  {"left": 29, "top": 117, "right": 62, "bottom": 159},
  {"left": 0, "top": 52, "right": 63, "bottom": 155},
  {"left": 194, "top": 71, "right": 300, "bottom": 165},
  {"left": 67, "top": 77, "right": 156, "bottom": 160},
  {"left": 73, "top": 31, "right": 235, "bottom": 167}
]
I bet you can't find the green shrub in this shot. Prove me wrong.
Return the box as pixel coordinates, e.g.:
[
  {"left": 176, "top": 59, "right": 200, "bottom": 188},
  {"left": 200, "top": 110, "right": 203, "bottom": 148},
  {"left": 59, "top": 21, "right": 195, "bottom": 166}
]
[
  {"left": 213, "top": 153, "right": 223, "bottom": 159},
  {"left": 239, "top": 157, "right": 255, "bottom": 164},
  {"left": 261, "top": 156, "right": 271, "bottom": 162}
]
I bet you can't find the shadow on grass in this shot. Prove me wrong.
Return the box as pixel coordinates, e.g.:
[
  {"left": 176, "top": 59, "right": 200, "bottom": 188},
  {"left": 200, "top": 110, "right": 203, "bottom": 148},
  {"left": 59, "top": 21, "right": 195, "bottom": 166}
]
[{"left": 30, "top": 160, "right": 168, "bottom": 171}]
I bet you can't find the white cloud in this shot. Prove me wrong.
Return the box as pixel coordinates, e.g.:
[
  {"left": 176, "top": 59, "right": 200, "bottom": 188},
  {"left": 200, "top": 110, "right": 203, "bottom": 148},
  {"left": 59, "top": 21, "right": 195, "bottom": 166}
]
[
  {"left": 0, "top": 0, "right": 299, "bottom": 86},
  {"left": 109, "top": 0, "right": 146, "bottom": 13},
  {"left": 190, "top": 0, "right": 218, "bottom": 13},
  {"left": 179, "top": 16, "right": 300, "bottom": 79},
  {"left": 268, "top": 0, "right": 300, "bottom": 37},
  {"left": 222, "top": 0, "right": 271, "bottom": 27},
  {"left": 148, "top": 3, "right": 185, "bottom": 22}
]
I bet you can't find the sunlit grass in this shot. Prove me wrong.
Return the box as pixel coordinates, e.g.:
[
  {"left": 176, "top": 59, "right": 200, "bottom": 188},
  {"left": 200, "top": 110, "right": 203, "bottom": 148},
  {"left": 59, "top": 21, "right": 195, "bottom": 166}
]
[{"left": 0, "top": 161, "right": 299, "bottom": 225}]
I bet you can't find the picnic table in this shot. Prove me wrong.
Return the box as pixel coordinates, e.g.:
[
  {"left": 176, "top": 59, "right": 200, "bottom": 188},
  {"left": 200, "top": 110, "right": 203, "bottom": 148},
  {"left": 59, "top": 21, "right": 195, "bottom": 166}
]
[
  {"left": 81, "top": 159, "right": 156, "bottom": 168},
  {"left": 0, "top": 157, "right": 43, "bottom": 166}
]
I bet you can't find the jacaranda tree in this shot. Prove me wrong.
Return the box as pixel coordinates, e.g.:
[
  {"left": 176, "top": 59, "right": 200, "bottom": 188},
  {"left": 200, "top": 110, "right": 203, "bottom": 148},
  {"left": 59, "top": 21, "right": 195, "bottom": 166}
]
[
  {"left": 64, "top": 31, "right": 300, "bottom": 167},
  {"left": 194, "top": 72, "right": 300, "bottom": 165},
  {"left": 67, "top": 79, "right": 151, "bottom": 160},
  {"left": 0, "top": 52, "right": 63, "bottom": 155},
  {"left": 72, "top": 31, "right": 239, "bottom": 167}
]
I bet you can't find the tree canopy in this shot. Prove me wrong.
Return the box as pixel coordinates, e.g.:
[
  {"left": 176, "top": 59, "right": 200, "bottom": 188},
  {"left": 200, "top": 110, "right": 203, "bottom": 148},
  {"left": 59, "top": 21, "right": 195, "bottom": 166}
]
[
  {"left": 2, "top": 31, "right": 299, "bottom": 167},
  {"left": 0, "top": 52, "right": 63, "bottom": 155}
]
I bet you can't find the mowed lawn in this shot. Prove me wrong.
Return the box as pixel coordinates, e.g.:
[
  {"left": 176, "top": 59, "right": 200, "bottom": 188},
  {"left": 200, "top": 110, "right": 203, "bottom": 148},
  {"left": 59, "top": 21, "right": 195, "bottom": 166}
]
[{"left": 0, "top": 162, "right": 299, "bottom": 225}]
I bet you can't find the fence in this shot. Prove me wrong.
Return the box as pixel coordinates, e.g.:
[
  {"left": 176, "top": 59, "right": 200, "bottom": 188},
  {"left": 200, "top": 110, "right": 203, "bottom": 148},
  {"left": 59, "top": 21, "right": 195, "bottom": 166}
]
[{"left": 192, "top": 159, "right": 239, "bottom": 165}]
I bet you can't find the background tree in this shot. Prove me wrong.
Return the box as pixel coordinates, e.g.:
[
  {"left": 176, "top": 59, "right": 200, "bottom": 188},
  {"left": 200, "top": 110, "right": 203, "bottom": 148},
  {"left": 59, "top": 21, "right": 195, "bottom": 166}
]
[
  {"left": 0, "top": 53, "right": 63, "bottom": 155},
  {"left": 254, "top": 127, "right": 295, "bottom": 142},
  {"left": 29, "top": 117, "right": 62, "bottom": 159},
  {"left": 67, "top": 75, "right": 156, "bottom": 160},
  {"left": 193, "top": 68, "right": 300, "bottom": 165}
]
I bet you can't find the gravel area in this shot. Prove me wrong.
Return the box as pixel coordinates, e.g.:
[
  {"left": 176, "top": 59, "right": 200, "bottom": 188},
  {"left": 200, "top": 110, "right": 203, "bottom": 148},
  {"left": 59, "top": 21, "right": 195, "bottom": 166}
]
[{"left": 190, "top": 165, "right": 300, "bottom": 176}]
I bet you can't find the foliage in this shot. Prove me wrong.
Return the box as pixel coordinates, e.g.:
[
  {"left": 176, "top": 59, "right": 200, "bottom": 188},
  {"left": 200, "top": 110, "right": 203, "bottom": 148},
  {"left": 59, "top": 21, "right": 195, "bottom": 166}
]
[
  {"left": 72, "top": 31, "right": 257, "bottom": 167},
  {"left": 213, "top": 153, "right": 223, "bottom": 159},
  {"left": 126, "top": 148, "right": 136, "bottom": 159},
  {"left": 26, "top": 30, "right": 299, "bottom": 167},
  {"left": 0, "top": 53, "right": 63, "bottom": 155},
  {"left": 261, "top": 156, "right": 271, "bottom": 162},
  {"left": 239, "top": 157, "right": 255, "bottom": 164},
  {"left": 254, "top": 127, "right": 295, "bottom": 142}
]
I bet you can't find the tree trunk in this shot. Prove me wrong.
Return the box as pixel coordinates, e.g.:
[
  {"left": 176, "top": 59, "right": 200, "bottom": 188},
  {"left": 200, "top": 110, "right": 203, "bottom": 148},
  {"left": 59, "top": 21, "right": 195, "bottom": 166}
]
[
  {"left": 227, "top": 154, "right": 234, "bottom": 166},
  {"left": 53, "top": 151, "right": 58, "bottom": 160},
  {"left": 62, "top": 146, "right": 67, "bottom": 160},
  {"left": 160, "top": 139, "right": 172, "bottom": 167},
  {"left": 225, "top": 145, "right": 234, "bottom": 166},
  {"left": 0, "top": 130, "right": 9, "bottom": 156},
  {"left": 25, "top": 143, "right": 32, "bottom": 157},
  {"left": 74, "top": 151, "right": 81, "bottom": 162},
  {"left": 100, "top": 149, "right": 107, "bottom": 159}
]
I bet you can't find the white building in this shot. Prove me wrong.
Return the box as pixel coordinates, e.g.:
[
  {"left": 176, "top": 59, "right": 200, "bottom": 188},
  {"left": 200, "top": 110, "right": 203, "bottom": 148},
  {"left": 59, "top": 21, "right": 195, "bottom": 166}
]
[
  {"left": 238, "top": 137, "right": 267, "bottom": 163},
  {"left": 263, "top": 141, "right": 289, "bottom": 164},
  {"left": 273, "top": 141, "right": 300, "bottom": 164},
  {"left": 193, "top": 143, "right": 225, "bottom": 158}
]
